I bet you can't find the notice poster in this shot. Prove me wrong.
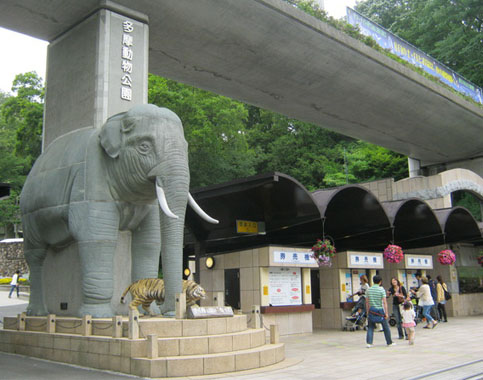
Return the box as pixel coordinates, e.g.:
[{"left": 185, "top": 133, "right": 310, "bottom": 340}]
[{"left": 268, "top": 267, "right": 302, "bottom": 306}]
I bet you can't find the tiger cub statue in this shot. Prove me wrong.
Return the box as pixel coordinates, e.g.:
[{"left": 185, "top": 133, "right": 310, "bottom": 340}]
[{"left": 120, "top": 279, "right": 206, "bottom": 315}]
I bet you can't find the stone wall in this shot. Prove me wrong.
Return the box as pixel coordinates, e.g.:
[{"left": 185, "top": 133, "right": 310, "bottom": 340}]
[{"left": 0, "top": 242, "right": 28, "bottom": 277}]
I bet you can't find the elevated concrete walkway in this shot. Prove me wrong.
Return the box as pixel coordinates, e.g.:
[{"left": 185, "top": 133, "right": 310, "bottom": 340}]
[{"left": 394, "top": 169, "right": 483, "bottom": 209}]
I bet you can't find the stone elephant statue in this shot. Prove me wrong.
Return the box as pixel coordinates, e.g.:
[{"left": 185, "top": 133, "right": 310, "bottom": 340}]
[{"left": 20, "top": 104, "right": 218, "bottom": 317}]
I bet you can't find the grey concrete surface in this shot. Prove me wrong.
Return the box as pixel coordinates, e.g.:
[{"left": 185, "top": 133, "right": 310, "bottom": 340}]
[
  {"left": 1, "top": 290, "right": 482, "bottom": 379},
  {"left": 0, "top": 0, "right": 481, "bottom": 167}
]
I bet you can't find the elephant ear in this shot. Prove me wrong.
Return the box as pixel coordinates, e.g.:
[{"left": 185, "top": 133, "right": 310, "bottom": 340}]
[{"left": 99, "top": 112, "right": 126, "bottom": 158}]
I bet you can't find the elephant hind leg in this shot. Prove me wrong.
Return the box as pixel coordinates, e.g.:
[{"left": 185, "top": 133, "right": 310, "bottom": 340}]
[{"left": 24, "top": 247, "right": 48, "bottom": 316}]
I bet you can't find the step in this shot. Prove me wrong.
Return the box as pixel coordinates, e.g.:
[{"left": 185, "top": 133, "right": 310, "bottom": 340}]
[{"left": 130, "top": 343, "right": 285, "bottom": 378}]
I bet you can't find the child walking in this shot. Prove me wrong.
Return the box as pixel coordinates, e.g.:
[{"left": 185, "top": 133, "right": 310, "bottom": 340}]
[{"left": 401, "top": 301, "right": 416, "bottom": 345}]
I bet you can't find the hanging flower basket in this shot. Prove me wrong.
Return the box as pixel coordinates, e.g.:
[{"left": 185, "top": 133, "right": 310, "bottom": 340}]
[
  {"left": 478, "top": 255, "right": 483, "bottom": 267},
  {"left": 438, "top": 249, "right": 456, "bottom": 265},
  {"left": 383, "top": 244, "right": 404, "bottom": 263},
  {"left": 311, "top": 238, "right": 336, "bottom": 267}
]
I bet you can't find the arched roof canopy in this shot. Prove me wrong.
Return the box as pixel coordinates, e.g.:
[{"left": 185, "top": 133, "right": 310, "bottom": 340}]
[
  {"left": 184, "top": 172, "right": 321, "bottom": 254},
  {"left": 383, "top": 199, "right": 444, "bottom": 249},
  {"left": 312, "top": 185, "right": 391, "bottom": 251},
  {"left": 434, "top": 207, "right": 482, "bottom": 244}
]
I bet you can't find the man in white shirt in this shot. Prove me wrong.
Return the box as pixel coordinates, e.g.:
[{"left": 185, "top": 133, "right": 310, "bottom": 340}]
[{"left": 8, "top": 270, "right": 20, "bottom": 298}]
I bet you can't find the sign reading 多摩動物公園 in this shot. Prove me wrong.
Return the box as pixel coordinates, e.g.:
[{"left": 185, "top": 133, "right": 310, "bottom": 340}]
[{"left": 346, "top": 7, "right": 482, "bottom": 104}]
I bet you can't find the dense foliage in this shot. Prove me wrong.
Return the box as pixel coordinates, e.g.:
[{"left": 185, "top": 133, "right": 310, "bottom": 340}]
[
  {"left": 148, "top": 75, "right": 407, "bottom": 191},
  {"left": 0, "top": 72, "right": 44, "bottom": 237}
]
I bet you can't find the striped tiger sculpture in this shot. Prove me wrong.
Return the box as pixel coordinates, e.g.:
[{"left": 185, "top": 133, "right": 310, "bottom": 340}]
[{"left": 120, "top": 279, "right": 206, "bottom": 315}]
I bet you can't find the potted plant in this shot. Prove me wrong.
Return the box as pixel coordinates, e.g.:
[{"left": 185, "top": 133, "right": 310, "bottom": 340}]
[
  {"left": 383, "top": 244, "right": 404, "bottom": 263},
  {"left": 311, "top": 238, "right": 336, "bottom": 267},
  {"left": 438, "top": 249, "right": 456, "bottom": 265},
  {"left": 477, "top": 255, "right": 483, "bottom": 267}
]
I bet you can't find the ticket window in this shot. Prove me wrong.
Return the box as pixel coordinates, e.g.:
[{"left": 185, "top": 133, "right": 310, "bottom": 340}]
[
  {"left": 351, "top": 269, "right": 368, "bottom": 301},
  {"left": 405, "top": 270, "right": 420, "bottom": 291}
]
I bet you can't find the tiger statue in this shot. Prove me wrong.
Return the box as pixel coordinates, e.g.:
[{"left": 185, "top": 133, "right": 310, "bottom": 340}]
[{"left": 120, "top": 279, "right": 206, "bottom": 315}]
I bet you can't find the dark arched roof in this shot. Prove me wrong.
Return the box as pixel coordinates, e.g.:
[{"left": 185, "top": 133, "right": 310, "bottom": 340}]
[
  {"left": 383, "top": 199, "right": 444, "bottom": 249},
  {"left": 312, "top": 185, "right": 392, "bottom": 251},
  {"left": 184, "top": 174, "right": 482, "bottom": 256},
  {"left": 184, "top": 172, "right": 321, "bottom": 254},
  {"left": 434, "top": 207, "right": 482, "bottom": 244}
]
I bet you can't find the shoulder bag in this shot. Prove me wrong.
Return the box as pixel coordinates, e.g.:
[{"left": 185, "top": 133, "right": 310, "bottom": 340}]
[{"left": 443, "top": 284, "right": 452, "bottom": 300}]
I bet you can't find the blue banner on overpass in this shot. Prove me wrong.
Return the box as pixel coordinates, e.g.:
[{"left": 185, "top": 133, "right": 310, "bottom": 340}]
[{"left": 346, "top": 7, "right": 483, "bottom": 104}]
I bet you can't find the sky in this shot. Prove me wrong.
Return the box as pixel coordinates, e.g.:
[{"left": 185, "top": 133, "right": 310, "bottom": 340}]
[{"left": 0, "top": 0, "right": 358, "bottom": 94}]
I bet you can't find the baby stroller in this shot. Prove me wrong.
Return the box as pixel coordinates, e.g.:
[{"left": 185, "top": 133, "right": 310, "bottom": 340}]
[{"left": 343, "top": 295, "right": 367, "bottom": 331}]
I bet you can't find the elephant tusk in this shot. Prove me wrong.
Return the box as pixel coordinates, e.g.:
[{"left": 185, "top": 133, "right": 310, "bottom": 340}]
[
  {"left": 188, "top": 193, "right": 219, "bottom": 224},
  {"left": 156, "top": 184, "right": 179, "bottom": 219}
]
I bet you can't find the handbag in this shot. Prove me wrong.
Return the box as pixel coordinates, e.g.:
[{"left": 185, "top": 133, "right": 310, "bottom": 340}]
[
  {"left": 368, "top": 307, "right": 385, "bottom": 323},
  {"left": 443, "top": 285, "right": 452, "bottom": 301},
  {"left": 396, "top": 294, "right": 405, "bottom": 303}
]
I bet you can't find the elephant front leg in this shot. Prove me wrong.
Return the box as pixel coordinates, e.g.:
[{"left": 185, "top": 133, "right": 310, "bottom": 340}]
[
  {"left": 71, "top": 202, "right": 119, "bottom": 317},
  {"left": 78, "top": 241, "right": 117, "bottom": 317},
  {"left": 24, "top": 245, "right": 48, "bottom": 316},
  {"left": 131, "top": 206, "right": 161, "bottom": 314}
]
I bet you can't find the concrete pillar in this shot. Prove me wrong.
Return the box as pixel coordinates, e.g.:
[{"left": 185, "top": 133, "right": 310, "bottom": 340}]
[
  {"left": 82, "top": 315, "right": 92, "bottom": 336},
  {"left": 249, "top": 305, "right": 261, "bottom": 329},
  {"left": 112, "top": 315, "right": 123, "bottom": 338},
  {"left": 41, "top": 1, "right": 149, "bottom": 317},
  {"left": 17, "top": 313, "right": 26, "bottom": 331},
  {"left": 270, "top": 324, "right": 279, "bottom": 344},
  {"left": 146, "top": 334, "right": 158, "bottom": 359},
  {"left": 43, "top": 1, "right": 149, "bottom": 148},
  {"left": 47, "top": 314, "right": 56, "bottom": 334},
  {"left": 176, "top": 292, "right": 187, "bottom": 319},
  {"left": 408, "top": 157, "right": 421, "bottom": 178},
  {"left": 213, "top": 292, "right": 224, "bottom": 307},
  {"left": 128, "top": 309, "right": 139, "bottom": 339}
]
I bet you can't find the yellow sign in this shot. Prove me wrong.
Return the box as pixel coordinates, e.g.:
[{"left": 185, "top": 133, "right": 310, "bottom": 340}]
[
  {"left": 306, "top": 285, "right": 311, "bottom": 294},
  {"left": 263, "top": 286, "right": 269, "bottom": 296},
  {"left": 342, "top": 284, "right": 346, "bottom": 292},
  {"left": 236, "top": 220, "right": 258, "bottom": 234}
]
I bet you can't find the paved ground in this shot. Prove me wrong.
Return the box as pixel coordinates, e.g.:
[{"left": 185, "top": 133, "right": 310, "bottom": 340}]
[{"left": 0, "top": 290, "right": 482, "bottom": 379}]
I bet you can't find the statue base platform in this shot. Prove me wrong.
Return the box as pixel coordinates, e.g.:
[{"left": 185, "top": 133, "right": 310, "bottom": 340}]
[{"left": 0, "top": 314, "right": 284, "bottom": 378}]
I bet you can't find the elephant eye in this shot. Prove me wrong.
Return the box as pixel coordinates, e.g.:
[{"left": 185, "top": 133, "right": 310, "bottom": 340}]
[{"left": 137, "top": 141, "right": 152, "bottom": 154}]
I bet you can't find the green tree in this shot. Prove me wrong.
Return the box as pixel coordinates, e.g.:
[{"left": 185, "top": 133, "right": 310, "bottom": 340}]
[
  {"left": 0, "top": 73, "right": 44, "bottom": 238},
  {"left": 355, "top": 0, "right": 483, "bottom": 87},
  {"left": 148, "top": 75, "right": 256, "bottom": 188},
  {"left": 1, "top": 72, "right": 44, "bottom": 166},
  {"left": 452, "top": 191, "right": 482, "bottom": 222}
]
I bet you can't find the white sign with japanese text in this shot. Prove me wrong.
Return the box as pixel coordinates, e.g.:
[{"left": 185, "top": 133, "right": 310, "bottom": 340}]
[
  {"left": 273, "top": 250, "right": 316, "bottom": 265},
  {"left": 406, "top": 255, "right": 433, "bottom": 269},
  {"left": 349, "top": 253, "right": 383, "bottom": 268}
]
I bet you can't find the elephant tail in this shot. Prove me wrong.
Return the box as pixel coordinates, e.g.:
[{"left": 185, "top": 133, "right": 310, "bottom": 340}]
[{"left": 120, "top": 283, "right": 133, "bottom": 304}]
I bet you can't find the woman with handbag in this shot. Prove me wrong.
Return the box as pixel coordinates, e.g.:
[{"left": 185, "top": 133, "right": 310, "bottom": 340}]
[
  {"left": 388, "top": 277, "right": 408, "bottom": 339},
  {"left": 436, "top": 275, "right": 449, "bottom": 322},
  {"left": 411, "top": 277, "right": 438, "bottom": 329}
]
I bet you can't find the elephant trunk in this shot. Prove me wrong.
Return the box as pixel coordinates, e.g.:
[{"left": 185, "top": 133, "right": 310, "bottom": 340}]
[{"left": 155, "top": 159, "right": 189, "bottom": 316}]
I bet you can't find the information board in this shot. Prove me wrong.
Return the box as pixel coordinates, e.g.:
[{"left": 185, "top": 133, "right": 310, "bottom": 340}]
[{"left": 268, "top": 267, "right": 302, "bottom": 306}]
